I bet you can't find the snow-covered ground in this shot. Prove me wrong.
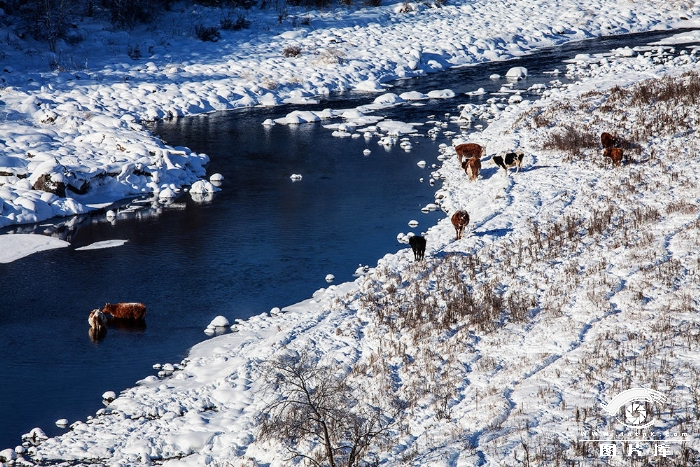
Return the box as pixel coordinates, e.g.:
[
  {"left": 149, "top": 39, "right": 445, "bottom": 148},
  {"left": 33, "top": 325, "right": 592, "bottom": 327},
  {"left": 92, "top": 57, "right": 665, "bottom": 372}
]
[{"left": 2, "top": 0, "right": 700, "bottom": 465}]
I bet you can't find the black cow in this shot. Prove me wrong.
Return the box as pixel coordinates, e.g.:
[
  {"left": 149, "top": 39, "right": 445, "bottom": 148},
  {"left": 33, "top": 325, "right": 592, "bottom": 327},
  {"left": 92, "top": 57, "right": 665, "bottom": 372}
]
[
  {"left": 408, "top": 235, "right": 426, "bottom": 261},
  {"left": 493, "top": 150, "right": 524, "bottom": 175}
]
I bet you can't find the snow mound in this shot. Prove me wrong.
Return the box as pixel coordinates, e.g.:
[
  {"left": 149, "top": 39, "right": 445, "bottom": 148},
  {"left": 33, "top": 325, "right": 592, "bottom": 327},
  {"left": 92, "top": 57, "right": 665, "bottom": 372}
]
[{"left": 354, "top": 79, "right": 385, "bottom": 92}]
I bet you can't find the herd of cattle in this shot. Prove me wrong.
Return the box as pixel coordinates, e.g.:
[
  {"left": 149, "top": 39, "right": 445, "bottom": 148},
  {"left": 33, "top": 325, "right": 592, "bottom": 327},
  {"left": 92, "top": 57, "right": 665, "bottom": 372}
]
[
  {"left": 408, "top": 131, "right": 625, "bottom": 261},
  {"left": 84, "top": 135, "right": 624, "bottom": 336}
]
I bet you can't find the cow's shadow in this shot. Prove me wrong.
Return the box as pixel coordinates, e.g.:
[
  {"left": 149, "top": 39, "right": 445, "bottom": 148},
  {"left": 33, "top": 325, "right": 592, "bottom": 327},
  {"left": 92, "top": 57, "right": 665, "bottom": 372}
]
[
  {"left": 474, "top": 227, "right": 513, "bottom": 238},
  {"left": 516, "top": 164, "right": 552, "bottom": 173},
  {"left": 479, "top": 166, "right": 502, "bottom": 179},
  {"left": 479, "top": 164, "right": 551, "bottom": 179}
]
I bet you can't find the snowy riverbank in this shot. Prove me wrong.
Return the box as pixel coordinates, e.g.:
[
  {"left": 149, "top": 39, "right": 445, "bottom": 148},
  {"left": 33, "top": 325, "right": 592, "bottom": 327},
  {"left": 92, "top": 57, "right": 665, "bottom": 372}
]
[{"left": 2, "top": 0, "right": 700, "bottom": 465}]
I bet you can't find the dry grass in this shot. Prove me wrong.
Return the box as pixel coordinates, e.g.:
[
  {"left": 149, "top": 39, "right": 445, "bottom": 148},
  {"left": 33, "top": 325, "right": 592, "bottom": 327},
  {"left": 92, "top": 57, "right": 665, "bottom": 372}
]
[
  {"left": 331, "top": 70, "right": 700, "bottom": 465},
  {"left": 541, "top": 124, "right": 599, "bottom": 156},
  {"left": 533, "top": 71, "right": 700, "bottom": 162},
  {"left": 282, "top": 45, "right": 302, "bottom": 58}
]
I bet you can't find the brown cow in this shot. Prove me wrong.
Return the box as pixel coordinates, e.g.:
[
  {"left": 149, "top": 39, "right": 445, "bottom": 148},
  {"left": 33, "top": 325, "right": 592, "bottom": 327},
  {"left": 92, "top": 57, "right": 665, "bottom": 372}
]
[
  {"left": 462, "top": 156, "right": 481, "bottom": 181},
  {"left": 603, "top": 147, "right": 624, "bottom": 167},
  {"left": 103, "top": 302, "right": 147, "bottom": 320},
  {"left": 451, "top": 210, "right": 470, "bottom": 240},
  {"left": 455, "top": 143, "right": 485, "bottom": 165},
  {"left": 601, "top": 132, "right": 616, "bottom": 149},
  {"left": 88, "top": 309, "right": 108, "bottom": 342},
  {"left": 88, "top": 309, "right": 108, "bottom": 328}
]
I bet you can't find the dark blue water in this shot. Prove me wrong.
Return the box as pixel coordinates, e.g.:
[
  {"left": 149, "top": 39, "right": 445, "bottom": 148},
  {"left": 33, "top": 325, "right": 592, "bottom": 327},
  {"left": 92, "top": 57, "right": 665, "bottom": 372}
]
[
  {"left": 1, "top": 27, "right": 697, "bottom": 451},
  {"left": 0, "top": 96, "right": 447, "bottom": 451}
]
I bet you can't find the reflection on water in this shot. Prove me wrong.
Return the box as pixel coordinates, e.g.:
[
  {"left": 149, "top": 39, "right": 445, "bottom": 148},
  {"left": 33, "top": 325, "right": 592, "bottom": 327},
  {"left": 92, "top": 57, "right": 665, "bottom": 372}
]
[{"left": 1, "top": 195, "right": 196, "bottom": 242}]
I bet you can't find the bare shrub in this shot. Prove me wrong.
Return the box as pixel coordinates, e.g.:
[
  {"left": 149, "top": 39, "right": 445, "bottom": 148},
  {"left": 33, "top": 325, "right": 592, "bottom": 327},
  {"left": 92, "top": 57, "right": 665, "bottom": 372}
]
[
  {"left": 16, "top": 0, "right": 77, "bottom": 52},
  {"left": 507, "top": 292, "right": 536, "bottom": 323},
  {"left": 263, "top": 79, "right": 278, "bottom": 90},
  {"left": 127, "top": 44, "right": 142, "bottom": 60},
  {"left": 220, "top": 14, "right": 251, "bottom": 31},
  {"left": 195, "top": 24, "right": 221, "bottom": 42},
  {"left": 316, "top": 48, "right": 344, "bottom": 65},
  {"left": 285, "top": 0, "right": 331, "bottom": 7},
  {"left": 283, "top": 45, "right": 302, "bottom": 57},
  {"left": 531, "top": 72, "right": 700, "bottom": 162},
  {"left": 105, "top": 0, "right": 166, "bottom": 28},
  {"left": 532, "top": 112, "right": 552, "bottom": 128},
  {"left": 666, "top": 200, "right": 698, "bottom": 215},
  {"left": 397, "top": 0, "right": 412, "bottom": 12},
  {"left": 258, "top": 351, "right": 399, "bottom": 467},
  {"left": 608, "top": 72, "right": 700, "bottom": 144},
  {"left": 541, "top": 125, "right": 599, "bottom": 156},
  {"left": 630, "top": 71, "right": 700, "bottom": 107},
  {"left": 587, "top": 206, "right": 614, "bottom": 236}
]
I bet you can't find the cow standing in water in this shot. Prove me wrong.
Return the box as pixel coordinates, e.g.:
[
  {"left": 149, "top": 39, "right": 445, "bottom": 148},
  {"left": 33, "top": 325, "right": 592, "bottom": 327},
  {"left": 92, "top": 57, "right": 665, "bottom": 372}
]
[
  {"left": 88, "top": 302, "right": 147, "bottom": 342},
  {"left": 88, "top": 309, "right": 108, "bottom": 342},
  {"left": 451, "top": 210, "right": 470, "bottom": 240},
  {"left": 103, "top": 302, "right": 147, "bottom": 320}
]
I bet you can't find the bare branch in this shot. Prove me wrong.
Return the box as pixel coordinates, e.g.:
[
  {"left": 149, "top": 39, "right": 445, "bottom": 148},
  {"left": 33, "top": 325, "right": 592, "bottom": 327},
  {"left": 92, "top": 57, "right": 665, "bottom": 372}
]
[{"left": 257, "top": 350, "right": 399, "bottom": 467}]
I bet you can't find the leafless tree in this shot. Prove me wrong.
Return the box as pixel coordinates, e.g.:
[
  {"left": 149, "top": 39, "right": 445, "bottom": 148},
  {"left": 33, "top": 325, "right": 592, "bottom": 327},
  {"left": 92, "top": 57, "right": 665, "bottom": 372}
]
[{"left": 258, "top": 350, "right": 399, "bottom": 467}]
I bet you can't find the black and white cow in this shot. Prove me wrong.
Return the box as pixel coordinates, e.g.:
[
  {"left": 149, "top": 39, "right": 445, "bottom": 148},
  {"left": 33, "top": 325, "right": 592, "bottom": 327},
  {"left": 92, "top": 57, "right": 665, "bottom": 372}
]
[{"left": 493, "top": 150, "right": 524, "bottom": 175}]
